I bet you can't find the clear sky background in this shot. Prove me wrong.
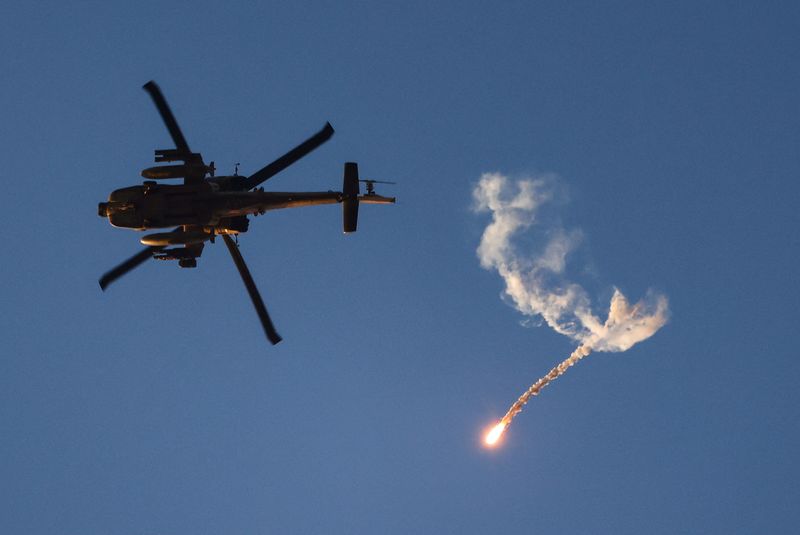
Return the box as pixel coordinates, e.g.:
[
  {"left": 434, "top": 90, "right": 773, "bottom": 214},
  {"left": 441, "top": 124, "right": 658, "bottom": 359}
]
[{"left": 1, "top": 1, "right": 798, "bottom": 533}]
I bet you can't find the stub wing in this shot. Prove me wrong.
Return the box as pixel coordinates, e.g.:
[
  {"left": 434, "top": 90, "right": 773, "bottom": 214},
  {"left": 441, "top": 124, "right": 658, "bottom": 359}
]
[{"left": 142, "top": 81, "right": 208, "bottom": 185}]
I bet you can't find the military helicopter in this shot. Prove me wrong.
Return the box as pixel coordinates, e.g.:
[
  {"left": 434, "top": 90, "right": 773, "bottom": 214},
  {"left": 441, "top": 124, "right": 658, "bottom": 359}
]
[{"left": 98, "top": 81, "right": 395, "bottom": 345}]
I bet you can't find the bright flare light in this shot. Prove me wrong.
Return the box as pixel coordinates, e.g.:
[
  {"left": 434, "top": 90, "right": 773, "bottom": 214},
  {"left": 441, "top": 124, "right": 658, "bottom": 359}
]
[{"left": 484, "top": 421, "right": 507, "bottom": 446}]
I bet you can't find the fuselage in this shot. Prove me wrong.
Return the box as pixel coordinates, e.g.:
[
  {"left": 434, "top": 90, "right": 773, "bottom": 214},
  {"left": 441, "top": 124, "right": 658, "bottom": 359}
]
[{"left": 99, "top": 176, "right": 344, "bottom": 231}]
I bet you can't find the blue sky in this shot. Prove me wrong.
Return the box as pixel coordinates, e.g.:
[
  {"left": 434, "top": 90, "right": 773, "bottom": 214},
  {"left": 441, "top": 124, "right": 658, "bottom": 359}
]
[{"left": 1, "top": 1, "right": 798, "bottom": 533}]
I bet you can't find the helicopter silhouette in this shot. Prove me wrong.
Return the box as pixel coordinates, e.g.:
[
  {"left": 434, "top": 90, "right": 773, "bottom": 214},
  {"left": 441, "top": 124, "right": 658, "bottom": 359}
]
[{"left": 98, "top": 81, "right": 395, "bottom": 345}]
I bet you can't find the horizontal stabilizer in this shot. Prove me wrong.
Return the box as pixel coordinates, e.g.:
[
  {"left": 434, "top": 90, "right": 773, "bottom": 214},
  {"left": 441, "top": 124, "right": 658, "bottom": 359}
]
[{"left": 358, "top": 194, "right": 395, "bottom": 205}]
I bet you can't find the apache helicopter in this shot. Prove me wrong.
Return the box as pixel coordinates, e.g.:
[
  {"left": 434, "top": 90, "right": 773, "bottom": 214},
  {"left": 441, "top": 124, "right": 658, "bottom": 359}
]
[{"left": 98, "top": 81, "right": 395, "bottom": 345}]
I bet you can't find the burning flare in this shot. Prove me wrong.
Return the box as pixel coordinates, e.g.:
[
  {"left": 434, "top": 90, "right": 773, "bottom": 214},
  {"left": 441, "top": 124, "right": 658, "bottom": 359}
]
[
  {"left": 485, "top": 421, "right": 507, "bottom": 446},
  {"left": 483, "top": 345, "right": 592, "bottom": 447}
]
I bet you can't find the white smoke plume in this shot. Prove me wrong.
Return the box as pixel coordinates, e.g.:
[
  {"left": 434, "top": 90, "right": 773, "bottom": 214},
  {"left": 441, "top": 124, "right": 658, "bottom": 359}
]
[
  {"left": 475, "top": 173, "right": 669, "bottom": 444},
  {"left": 473, "top": 172, "right": 668, "bottom": 353}
]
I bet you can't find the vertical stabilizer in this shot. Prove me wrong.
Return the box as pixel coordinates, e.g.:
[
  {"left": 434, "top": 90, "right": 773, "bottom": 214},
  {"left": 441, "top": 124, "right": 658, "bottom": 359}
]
[{"left": 342, "top": 162, "right": 360, "bottom": 233}]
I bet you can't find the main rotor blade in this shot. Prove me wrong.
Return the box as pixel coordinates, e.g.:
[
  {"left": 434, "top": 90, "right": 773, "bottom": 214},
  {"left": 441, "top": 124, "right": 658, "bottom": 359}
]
[
  {"left": 143, "top": 81, "right": 191, "bottom": 154},
  {"left": 222, "top": 234, "right": 282, "bottom": 345},
  {"left": 241, "top": 122, "right": 334, "bottom": 190},
  {"left": 99, "top": 246, "right": 164, "bottom": 291}
]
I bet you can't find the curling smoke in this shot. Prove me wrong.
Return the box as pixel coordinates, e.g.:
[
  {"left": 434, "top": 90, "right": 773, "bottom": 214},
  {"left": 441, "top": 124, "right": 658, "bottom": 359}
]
[
  {"left": 473, "top": 173, "right": 668, "bottom": 352},
  {"left": 474, "top": 173, "right": 669, "bottom": 441}
]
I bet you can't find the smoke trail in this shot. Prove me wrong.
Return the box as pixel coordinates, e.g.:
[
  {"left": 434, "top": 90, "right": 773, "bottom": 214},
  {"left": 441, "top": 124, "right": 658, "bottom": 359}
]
[
  {"left": 500, "top": 345, "right": 591, "bottom": 426},
  {"left": 474, "top": 173, "right": 669, "bottom": 444}
]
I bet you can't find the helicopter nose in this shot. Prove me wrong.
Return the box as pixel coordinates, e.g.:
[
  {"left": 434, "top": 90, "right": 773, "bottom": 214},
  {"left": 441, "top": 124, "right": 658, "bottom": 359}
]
[{"left": 98, "top": 202, "right": 109, "bottom": 217}]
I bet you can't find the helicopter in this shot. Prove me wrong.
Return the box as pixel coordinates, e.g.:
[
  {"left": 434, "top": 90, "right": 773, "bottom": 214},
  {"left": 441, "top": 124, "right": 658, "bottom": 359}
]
[{"left": 98, "top": 81, "right": 395, "bottom": 345}]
